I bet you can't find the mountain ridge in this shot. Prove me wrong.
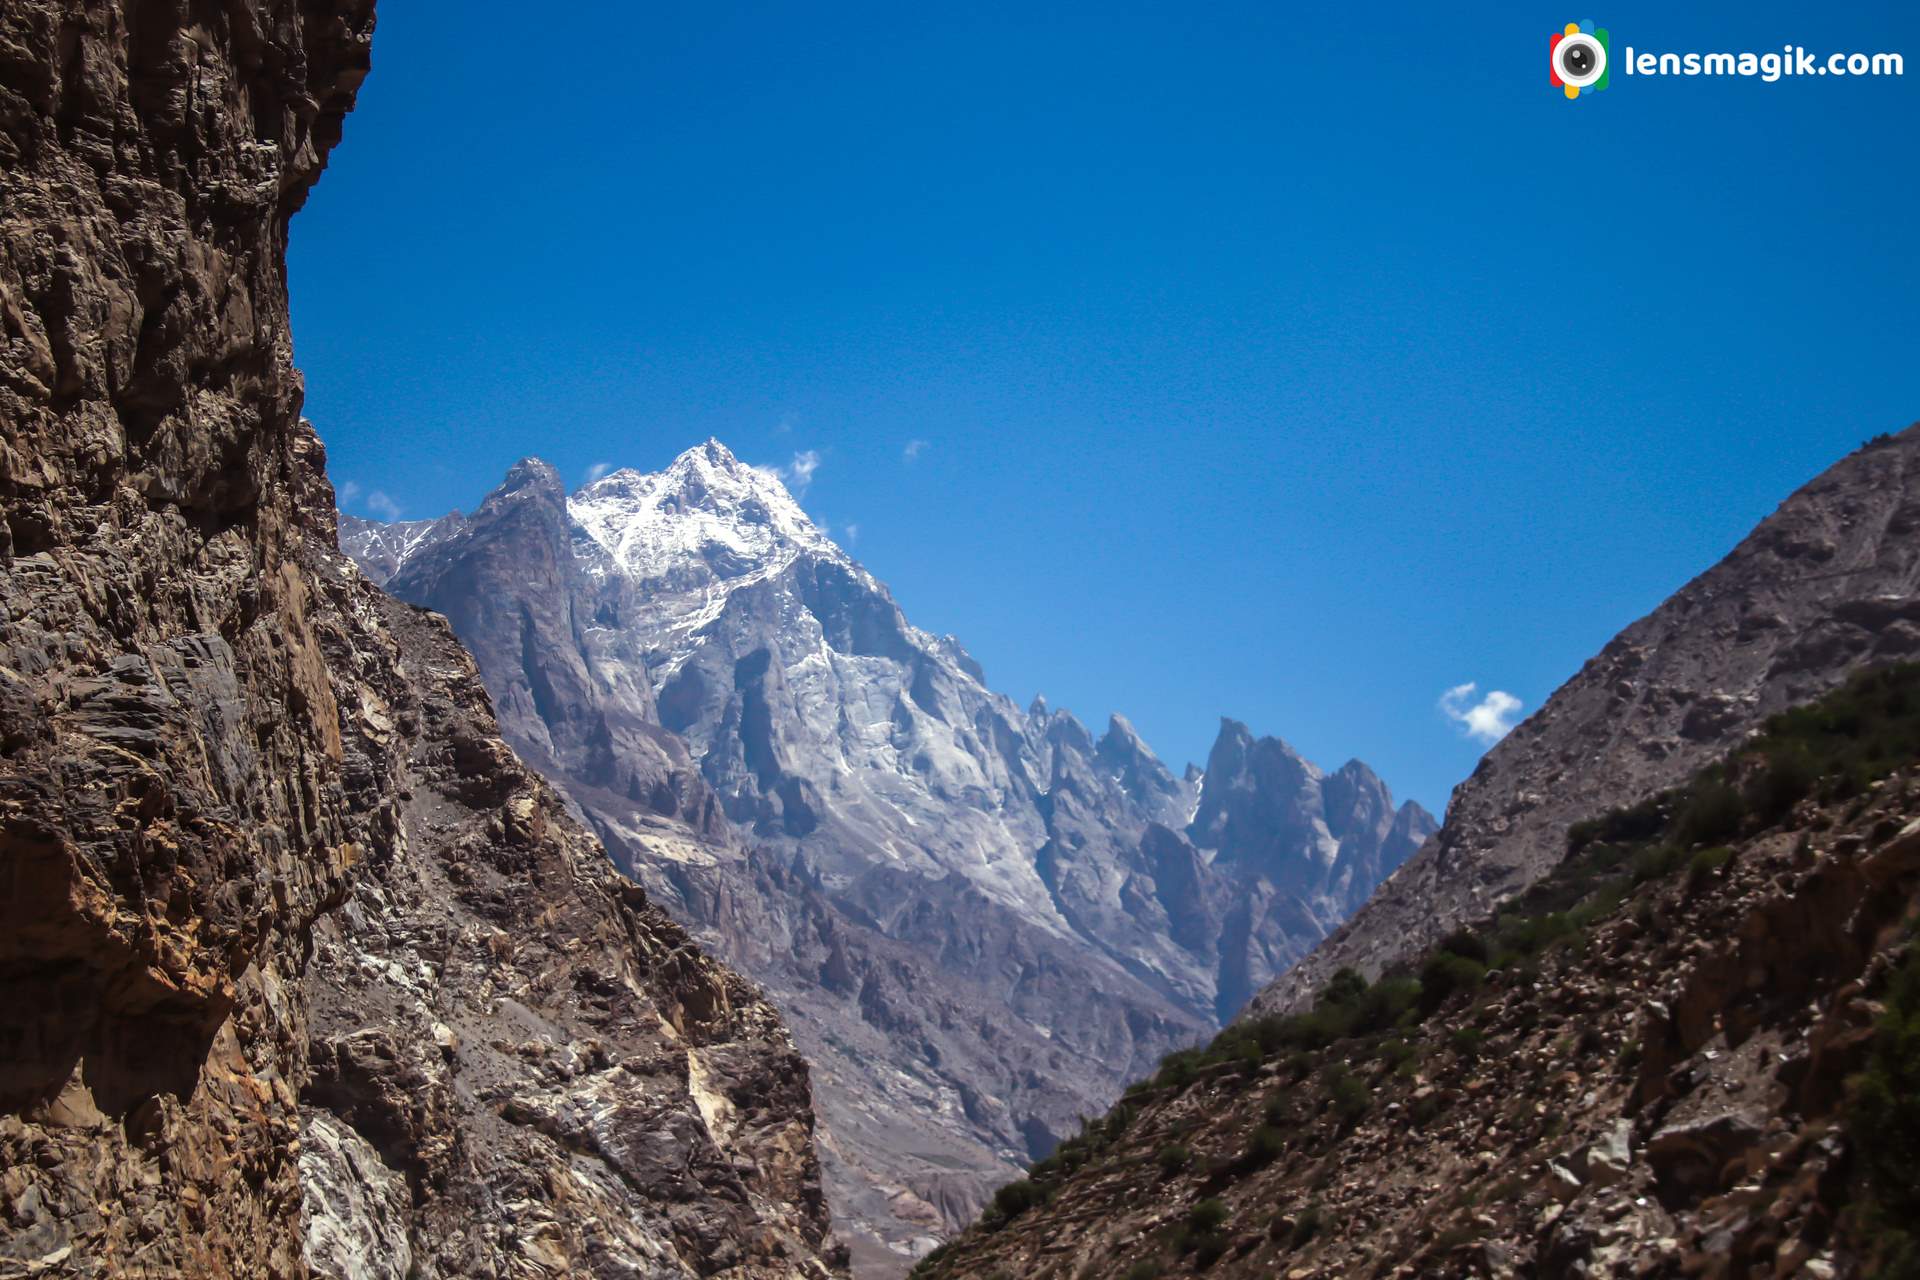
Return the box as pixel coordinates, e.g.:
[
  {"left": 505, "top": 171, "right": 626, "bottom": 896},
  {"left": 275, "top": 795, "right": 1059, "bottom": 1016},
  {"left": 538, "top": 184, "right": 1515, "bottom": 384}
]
[
  {"left": 1253, "top": 423, "right": 1920, "bottom": 1020},
  {"left": 342, "top": 438, "right": 1434, "bottom": 1272}
]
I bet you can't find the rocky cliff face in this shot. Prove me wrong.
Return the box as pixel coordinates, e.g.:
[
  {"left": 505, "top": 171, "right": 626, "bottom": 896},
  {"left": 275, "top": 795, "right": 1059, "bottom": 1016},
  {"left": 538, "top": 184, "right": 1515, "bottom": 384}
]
[
  {"left": 1255, "top": 426, "right": 1920, "bottom": 1019},
  {"left": 343, "top": 441, "right": 1433, "bottom": 1271},
  {"left": 298, "top": 570, "right": 837, "bottom": 1278},
  {"left": 0, "top": 5, "right": 838, "bottom": 1276}
]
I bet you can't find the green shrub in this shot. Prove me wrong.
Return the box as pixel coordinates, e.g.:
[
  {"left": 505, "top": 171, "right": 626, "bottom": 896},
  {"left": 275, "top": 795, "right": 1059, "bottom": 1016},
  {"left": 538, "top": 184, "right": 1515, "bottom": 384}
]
[
  {"left": 1566, "top": 796, "right": 1666, "bottom": 853},
  {"left": 1276, "top": 1003, "right": 1356, "bottom": 1051},
  {"left": 1155, "top": 1048, "right": 1204, "bottom": 1090},
  {"left": 1189, "top": 1198, "right": 1230, "bottom": 1234},
  {"left": 1323, "top": 1064, "right": 1370, "bottom": 1125},
  {"left": 1565, "top": 884, "right": 1625, "bottom": 932},
  {"left": 1490, "top": 909, "right": 1575, "bottom": 961},
  {"left": 1156, "top": 1143, "right": 1192, "bottom": 1175},
  {"left": 1354, "top": 976, "right": 1423, "bottom": 1034},
  {"left": 1289, "top": 1202, "right": 1324, "bottom": 1247},
  {"left": 1847, "top": 946, "right": 1920, "bottom": 1278},
  {"left": 1375, "top": 1038, "right": 1416, "bottom": 1070},
  {"left": 1418, "top": 951, "right": 1486, "bottom": 1014},
  {"left": 1244, "top": 1124, "right": 1286, "bottom": 1166},
  {"left": 1450, "top": 1027, "right": 1485, "bottom": 1060},
  {"left": 1191, "top": 1233, "right": 1229, "bottom": 1268},
  {"left": 1242, "top": 1013, "right": 1291, "bottom": 1056},
  {"left": 907, "top": 1241, "right": 951, "bottom": 1275},
  {"left": 1321, "top": 967, "right": 1369, "bottom": 1007},
  {"left": 1753, "top": 740, "right": 1818, "bottom": 822},
  {"left": 1631, "top": 842, "right": 1688, "bottom": 885},
  {"left": 1758, "top": 662, "right": 1920, "bottom": 798},
  {"left": 1686, "top": 845, "right": 1734, "bottom": 889},
  {"left": 990, "top": 1178, "right": 1047, "bottom": 1220},
  {"left": 1677, "top": 779, "right": 1748, "bottom": 846},
  {"left": 1439, "top": 929, "right": 1491, "bottom": 965},
  {"left": 1123, "top": 1263, "right": 1163, "bottom": 1280}
]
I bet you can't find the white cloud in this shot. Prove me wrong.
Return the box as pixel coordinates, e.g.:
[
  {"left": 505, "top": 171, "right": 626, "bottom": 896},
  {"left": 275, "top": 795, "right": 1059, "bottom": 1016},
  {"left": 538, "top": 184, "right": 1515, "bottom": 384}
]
[
  {"left": 365, "top": 490, "right": 403, "bottom": 521},
  {"left": 585, "top": 461, "right": 613, "bottom": 484},
  {"left": 903, "top": 438, "right": 930, "bottom": 463},
  {"left": 338, "top": 479, "right": 362, "bottom": 504},
  {"left": 843, "top": 522, "right": 860, "bottom": 545},
  {"left": 780, "top": 449, "right": 821, "bottom": 494},
  {"left": 1439, "top": 682, "right": 1524, "bottom": 745}
]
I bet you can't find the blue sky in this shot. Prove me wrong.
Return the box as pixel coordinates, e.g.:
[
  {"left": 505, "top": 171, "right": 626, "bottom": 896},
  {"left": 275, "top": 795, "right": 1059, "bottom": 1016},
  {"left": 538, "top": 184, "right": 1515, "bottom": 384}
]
[{"left": 291, "top": 2, "right": 1918, "bottom": 815}]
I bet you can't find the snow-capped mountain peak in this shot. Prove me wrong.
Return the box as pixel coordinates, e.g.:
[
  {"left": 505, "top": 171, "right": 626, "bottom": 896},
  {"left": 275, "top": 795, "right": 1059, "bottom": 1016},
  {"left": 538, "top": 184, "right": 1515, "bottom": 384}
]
[{"left": 567, "top": 438, "right": 835, "bottom": 587}]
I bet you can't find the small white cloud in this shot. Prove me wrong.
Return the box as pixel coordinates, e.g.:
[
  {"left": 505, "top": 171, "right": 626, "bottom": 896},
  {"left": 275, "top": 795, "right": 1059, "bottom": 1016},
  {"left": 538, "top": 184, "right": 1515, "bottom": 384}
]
[
  {"left": 903, "top": 438, "right": 930, "bottom": 463},
  {"left": 1439, "top": 682, "right": 1524, "bottom": 745},
  {"left": 774, "top": 416, "right": 795, "bottom": 435},
  {"left": 585, "top": 461, "right": 614, "bottom": 484},
  {"left": 365, "top": 490, "right": 403, "bottom": 521},
  {"left": 338, "top": 479, "right": 362, "bottom": 504},
  {"left": 751, "top": 449, "right": 824, "bottom": 496},
  {"left": 781, "top": 449, "right": 821, "bottom": 494},
  {"left": 843, "top": 522, "right": 861, "bottom": 545}
]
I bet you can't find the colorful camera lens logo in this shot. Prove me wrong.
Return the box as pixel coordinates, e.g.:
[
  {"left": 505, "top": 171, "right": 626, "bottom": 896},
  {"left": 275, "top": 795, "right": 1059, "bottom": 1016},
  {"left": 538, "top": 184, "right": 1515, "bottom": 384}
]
[{"left": 1551, "top": 21, "right": 1610, "bottom": 99}]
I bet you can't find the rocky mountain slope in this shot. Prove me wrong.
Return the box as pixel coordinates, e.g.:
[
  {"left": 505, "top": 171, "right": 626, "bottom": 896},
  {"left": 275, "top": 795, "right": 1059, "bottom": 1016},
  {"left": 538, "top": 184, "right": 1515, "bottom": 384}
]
[
  {"left": 0, "top": 4, "right": 839, "bottom": 1276},
  {"left": 336, "top": 510, "right": 464, "bottom": 586},
  {"left": 299, "top": 569, "right": 836, "bottom": 1278},
  {"left": 917, "top": 661, "right": 1920, "bottom": 1280},
  {"left": 1257, "top": 426, "right": 1920, "bottom": 1019},
  {"left": 341, "top": 442, "right": 1434, "bottom": 1270}
]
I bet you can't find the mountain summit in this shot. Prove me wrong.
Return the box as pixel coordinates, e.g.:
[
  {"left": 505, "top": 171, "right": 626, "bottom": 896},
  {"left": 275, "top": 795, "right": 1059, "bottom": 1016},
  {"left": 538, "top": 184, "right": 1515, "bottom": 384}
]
[
  {"left": 342, "top": 440, "right": 1432, "bottom": 1272},
  {"left": 570, "top": 439, "right": 835, "bottom": 589}
]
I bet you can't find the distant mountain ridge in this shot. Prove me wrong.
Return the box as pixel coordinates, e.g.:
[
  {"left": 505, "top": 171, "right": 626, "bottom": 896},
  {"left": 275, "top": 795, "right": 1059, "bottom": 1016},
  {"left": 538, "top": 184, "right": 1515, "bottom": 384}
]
[{"left": 341, "top": 438, "right": 1433, "bottom": 1273}]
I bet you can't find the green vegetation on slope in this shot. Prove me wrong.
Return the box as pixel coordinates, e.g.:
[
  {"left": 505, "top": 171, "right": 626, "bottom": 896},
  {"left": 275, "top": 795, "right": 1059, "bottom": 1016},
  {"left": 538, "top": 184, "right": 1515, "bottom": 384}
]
[
  {"left": 915, "top": 661, "right": 1920, "bottom": 1278},
  {"left": 1848, "top": 943, "right": 1920, "bottom": 1280}
]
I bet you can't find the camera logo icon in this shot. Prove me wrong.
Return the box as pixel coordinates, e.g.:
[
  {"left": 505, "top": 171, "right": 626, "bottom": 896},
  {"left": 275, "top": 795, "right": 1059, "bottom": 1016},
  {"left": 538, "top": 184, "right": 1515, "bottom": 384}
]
[{"left": 1551, "top": 21, "right": 1610, "bottom": 99}]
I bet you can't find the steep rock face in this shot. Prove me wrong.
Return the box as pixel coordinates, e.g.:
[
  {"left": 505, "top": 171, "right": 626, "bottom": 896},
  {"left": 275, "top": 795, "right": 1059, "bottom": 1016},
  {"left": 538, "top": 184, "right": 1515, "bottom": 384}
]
[
  {"left": 298, "top": 566, "right": 838, "bottom": 1277},
  {"left": 0, "top": 5, "right": 838, "bottom": 1276},
  {"left": 1256, "top": 426, "right": 1920, "bottom": 1017},
  {"left": 346, "top": 441, "right": 1431, "bottom": 1271},
  {"left": 0, "top": 3, "right": 375, "bottom": 1272}
]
